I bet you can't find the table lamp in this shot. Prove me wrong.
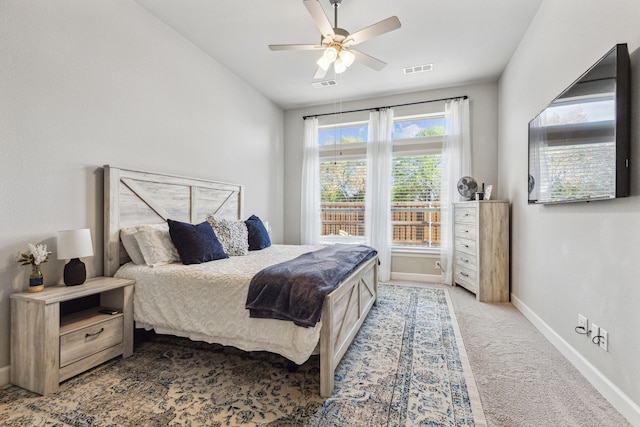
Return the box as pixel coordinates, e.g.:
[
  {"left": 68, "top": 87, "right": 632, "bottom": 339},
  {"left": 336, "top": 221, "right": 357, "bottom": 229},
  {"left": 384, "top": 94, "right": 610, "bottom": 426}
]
[{"left": 57, "top": 229, "right": 94, "bottom": 286}]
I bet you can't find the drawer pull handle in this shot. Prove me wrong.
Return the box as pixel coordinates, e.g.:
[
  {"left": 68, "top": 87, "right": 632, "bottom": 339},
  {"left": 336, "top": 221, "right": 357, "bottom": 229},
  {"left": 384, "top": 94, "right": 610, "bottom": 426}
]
[
  {"left": 85, "top": 328, "right": 104, "bottom": 338},
  {"left": 461, "top": 272, "right": 469, "bottom": 277}
]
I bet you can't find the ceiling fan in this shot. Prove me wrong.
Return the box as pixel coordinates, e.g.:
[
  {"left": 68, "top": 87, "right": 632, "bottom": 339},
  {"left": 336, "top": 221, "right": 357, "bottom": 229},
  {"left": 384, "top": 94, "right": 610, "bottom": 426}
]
[{"left": 269, "top": 0, "right": 401, "bottom": 79}]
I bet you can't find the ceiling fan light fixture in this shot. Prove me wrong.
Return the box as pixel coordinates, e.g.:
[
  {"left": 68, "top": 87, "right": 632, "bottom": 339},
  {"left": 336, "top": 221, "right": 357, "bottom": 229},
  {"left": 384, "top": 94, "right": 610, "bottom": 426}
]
[
  {"left": 334, "top": 58, "right": 348, "bottom": 74},
  {"left": 270, "top": 0, "right": 401, "bottom": 77},
  {"left": 323, "top": 46, "right": 338, "bottom": 63},
  {"left": 317, "top": 56, "right": 331, "bottom": 71},
  {"left": 339, "top": 49, "right": 355, "bottom": 67}
]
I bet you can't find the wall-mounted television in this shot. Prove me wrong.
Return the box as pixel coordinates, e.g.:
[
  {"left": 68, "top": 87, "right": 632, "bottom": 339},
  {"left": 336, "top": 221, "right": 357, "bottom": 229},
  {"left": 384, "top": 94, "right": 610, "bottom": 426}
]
[{"left": 528, "top": 43, "right": 630, "bottom": 204}]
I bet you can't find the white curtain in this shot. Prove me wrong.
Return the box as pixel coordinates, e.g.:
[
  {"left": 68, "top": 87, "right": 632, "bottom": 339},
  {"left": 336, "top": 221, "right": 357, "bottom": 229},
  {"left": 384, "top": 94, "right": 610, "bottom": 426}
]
[
  {"left": 365, "top": 108, "right": 394, "bottom": 282},
  {"left": 301, "top": 117, "right": 321, "bottom": 245},
  {"left": 440, "top": 98, "right": 471, "bottom": 285}
]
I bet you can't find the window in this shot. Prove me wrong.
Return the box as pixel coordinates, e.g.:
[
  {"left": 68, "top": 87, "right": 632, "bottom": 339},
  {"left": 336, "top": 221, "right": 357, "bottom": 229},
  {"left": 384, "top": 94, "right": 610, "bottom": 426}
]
[
  {"left": 391, "top": 114, "right": 444, "bottom": 249},
  {"left": 319, "top": 118, "right": 368, "bottom": 244},
  {"left": 316, "top": 105, "right": 445, "bottom": 250}
]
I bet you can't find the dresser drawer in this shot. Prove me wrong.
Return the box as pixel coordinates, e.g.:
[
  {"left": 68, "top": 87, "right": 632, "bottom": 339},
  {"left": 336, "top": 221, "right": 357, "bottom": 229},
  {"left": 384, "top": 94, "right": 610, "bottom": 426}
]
[
  {"left": 455, "top": 266, "right": 479, "bottom": 294},
  {"left": 454, "top": 251, "right": 477, "bottom": 272},
  {"left": 454, "top": 206, "right": 476, "bottom": 223},
  {"left": 454, "top": 237, "right": 476, "bottom": 255},
  {"left": 60, "top": 316, "right": 123, "bottom": 367},
  {"left": 454, "top": 223, "right": 477, "bottom": 240}
]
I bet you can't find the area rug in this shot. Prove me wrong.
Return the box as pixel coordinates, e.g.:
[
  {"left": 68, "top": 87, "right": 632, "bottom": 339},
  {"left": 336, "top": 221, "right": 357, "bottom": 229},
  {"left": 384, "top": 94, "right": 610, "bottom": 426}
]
[{"left": 0, "top": 284, "right": 486, "bottom": 426}]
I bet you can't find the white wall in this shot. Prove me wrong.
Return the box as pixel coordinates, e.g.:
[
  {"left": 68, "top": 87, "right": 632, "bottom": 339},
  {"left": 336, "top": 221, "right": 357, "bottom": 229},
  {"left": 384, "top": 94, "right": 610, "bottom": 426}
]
[
  {"left": 283, "top": 82, "right": 499, "bottom": 248},
  {"left": 0, "top": 0, "right": 284, "bottom": 374},
  {"left": 499, "top": 0, "right": 640, "bottom": 421}
]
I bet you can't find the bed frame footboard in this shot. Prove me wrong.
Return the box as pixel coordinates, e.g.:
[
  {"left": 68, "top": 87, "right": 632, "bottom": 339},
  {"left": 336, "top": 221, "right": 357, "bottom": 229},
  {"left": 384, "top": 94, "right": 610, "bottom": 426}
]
[{"left": 319, "top": 255, "right": 378, "bottom": 397}]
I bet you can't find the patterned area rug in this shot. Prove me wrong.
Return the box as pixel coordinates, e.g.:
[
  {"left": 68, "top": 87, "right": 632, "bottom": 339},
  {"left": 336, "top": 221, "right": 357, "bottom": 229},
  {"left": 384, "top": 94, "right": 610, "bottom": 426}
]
[{"left": 0, "top": 285, "right": 485, "bottom": 426}]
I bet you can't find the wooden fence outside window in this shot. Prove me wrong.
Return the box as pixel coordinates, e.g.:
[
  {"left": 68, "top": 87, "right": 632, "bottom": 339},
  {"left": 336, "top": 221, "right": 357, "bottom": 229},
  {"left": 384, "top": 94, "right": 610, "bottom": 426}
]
[{"left": 321, "top": 201, "right": 441, "bottom": 247}]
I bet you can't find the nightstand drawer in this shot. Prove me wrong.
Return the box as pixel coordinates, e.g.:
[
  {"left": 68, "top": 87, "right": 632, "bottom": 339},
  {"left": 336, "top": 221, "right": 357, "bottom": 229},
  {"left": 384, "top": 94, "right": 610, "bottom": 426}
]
[{"left": 60, "top": 316, "right": 123, "bottom": 367}]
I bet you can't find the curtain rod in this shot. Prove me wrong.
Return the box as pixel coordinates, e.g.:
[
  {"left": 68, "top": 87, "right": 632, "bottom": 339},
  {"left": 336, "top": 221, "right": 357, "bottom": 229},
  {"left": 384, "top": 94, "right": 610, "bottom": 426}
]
[{"left": 302, "top": 95, "right": 468, "bottom": 120}]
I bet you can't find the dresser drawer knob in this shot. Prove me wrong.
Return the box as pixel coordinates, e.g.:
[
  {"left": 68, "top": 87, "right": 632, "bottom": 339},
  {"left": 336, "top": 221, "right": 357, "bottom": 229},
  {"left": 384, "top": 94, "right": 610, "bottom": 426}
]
[
  {"left": 460, "top": 272, "right": 469, "bottom": 277},
  {"left": 85, "top": 328, "right": 104, "bottom": 338}
]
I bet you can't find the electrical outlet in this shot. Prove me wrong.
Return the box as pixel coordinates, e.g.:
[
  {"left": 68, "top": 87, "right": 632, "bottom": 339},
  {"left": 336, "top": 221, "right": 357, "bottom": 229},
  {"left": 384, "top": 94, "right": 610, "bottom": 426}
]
[
  {"left": 599, "top": 328, "right": 608, "bottom": 352},
  {"left": 577, "top": 314, "right": 588, "bottom": 334},
  {"left": 591, "top": 323, "right": 599, "bottom": 342}
]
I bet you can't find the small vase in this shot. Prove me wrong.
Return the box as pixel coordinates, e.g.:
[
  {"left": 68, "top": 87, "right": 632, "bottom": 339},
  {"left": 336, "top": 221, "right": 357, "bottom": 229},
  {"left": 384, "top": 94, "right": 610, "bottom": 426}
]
[{"left": 28, "top": 265, "right": 44, "bottom": 293}]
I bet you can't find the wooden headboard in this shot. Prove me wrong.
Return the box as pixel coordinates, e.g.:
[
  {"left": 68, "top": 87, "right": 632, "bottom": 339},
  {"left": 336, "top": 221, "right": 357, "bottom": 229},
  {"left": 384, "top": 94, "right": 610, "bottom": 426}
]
[{"left": 103, "top": 165, "right": 244, "bottom": 276}]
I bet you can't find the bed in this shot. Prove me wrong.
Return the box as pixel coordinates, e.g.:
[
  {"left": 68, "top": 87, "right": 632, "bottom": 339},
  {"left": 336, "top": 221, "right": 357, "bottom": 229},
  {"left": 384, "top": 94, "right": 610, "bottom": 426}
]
[{"left": 103, "top": 165, "right": 378, "bottom": 397}]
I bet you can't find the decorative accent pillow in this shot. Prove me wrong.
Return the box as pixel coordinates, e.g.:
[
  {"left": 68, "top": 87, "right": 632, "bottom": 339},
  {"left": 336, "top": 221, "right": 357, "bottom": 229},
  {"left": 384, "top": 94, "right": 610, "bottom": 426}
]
[
  {"left": 167, "top": 219, "right": 228, "bottom": 265},
  {"left": 132, "top": 223, "right": 180, "bottom": 267},
  {"left": 245, "top": 215, "right": 271, "bottom": 251},
  {"left": 206, "top": 215, "right": 249, "bottom": 256},
  {"left": 120, "top": 227, "right": 146, "bottom": 265}
]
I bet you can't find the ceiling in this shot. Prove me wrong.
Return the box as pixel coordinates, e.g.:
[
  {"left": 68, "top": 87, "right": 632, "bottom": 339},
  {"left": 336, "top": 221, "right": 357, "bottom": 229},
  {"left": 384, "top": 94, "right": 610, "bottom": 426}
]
[{"left": 134, "top": 0, "right": 543, "bottom": 110}]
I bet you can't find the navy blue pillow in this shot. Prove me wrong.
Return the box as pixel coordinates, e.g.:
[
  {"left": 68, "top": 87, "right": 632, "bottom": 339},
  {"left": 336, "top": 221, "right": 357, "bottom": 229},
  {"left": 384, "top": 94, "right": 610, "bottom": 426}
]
[
  {"left": 168, "top": 219, "right": 228, "bottom": 265},
  {"left": 245, "top": 215, "right": 271, "bottom": 250}
]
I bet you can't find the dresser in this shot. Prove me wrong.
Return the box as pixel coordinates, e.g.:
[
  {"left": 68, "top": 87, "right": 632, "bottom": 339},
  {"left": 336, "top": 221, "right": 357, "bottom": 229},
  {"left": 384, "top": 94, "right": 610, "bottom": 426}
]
[
  {"left": 453, "top": 200, "right": 509, "bottom": 302},
  {"left": 10, "top": 276, "right": 134, "bottom": 395}
]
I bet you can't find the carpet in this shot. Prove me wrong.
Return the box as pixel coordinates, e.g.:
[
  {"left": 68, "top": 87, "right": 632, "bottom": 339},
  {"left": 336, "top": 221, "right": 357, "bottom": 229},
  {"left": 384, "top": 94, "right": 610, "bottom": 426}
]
[{"left": 0, "top": 285, "right": 486, "bottom": 426}]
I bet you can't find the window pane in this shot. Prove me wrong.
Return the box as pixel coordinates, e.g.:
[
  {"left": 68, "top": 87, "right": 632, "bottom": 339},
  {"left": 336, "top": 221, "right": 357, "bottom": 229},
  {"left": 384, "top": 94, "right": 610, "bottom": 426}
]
[
  {"left": 391, "top": 154, "right": 442, "bottom": 248},
  {"left": 393, "top": 117, "right": 445, "bottom": 140},
  {"left": 320, "top": 159, "right": 366, "bottom": 243},
  {"left": 318, "top": 124, "right": 368, "bottom": 146}
]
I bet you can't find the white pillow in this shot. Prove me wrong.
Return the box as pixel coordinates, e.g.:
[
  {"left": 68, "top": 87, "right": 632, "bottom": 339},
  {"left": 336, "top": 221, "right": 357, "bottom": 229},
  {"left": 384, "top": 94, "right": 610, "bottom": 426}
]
[
  {"left": 132, "top": 223, "right": 180, "bottom": 267},
  {"left": 206, "top": 215, "right": 249, "bottom": 256},
  {"left": 120, "top": 227, "right": 146, "bottom": 265}
]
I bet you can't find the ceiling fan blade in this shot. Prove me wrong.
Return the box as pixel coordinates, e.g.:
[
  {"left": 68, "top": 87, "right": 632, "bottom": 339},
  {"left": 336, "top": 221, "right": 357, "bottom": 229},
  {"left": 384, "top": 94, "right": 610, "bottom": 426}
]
[
  {"left": 303, "top": 0, "right": 335, "bottom": 39},
  {"left": 314, "top": 66, "right": 328, "bottom": 79},
  {"left": 269, "top": 44, "right": 323, "bottom": 51},
  {"left": 347, "top": 16, "right": 401, "bottom": 46},
  {"left": 351, "top": 49, "right": 387, "bottom": 71}
]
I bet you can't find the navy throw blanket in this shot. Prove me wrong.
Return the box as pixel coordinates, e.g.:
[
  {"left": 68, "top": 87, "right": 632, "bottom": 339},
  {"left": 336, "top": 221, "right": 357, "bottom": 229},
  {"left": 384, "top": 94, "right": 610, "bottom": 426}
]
[{"left": 245, "top": 244, "right": 377, "bottom": 327}]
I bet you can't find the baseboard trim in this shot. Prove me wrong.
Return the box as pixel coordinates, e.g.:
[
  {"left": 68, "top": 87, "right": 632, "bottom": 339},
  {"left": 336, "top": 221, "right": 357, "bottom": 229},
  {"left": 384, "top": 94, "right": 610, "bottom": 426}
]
[
  {"left": 511, "top": 293, "right": 640, "bottom": 426},
  {"left": 390, "top": 272, "right": 442, "bottom": 283},
  {"left": 0, "top": 365, "right": 10, "bottom": 387}
]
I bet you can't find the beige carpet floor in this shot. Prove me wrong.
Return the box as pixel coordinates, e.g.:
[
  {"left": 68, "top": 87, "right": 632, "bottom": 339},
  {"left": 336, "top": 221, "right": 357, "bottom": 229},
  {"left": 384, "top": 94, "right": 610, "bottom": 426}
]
[{"left": 405, "top": 281, "right": 632, "bottom": 427}]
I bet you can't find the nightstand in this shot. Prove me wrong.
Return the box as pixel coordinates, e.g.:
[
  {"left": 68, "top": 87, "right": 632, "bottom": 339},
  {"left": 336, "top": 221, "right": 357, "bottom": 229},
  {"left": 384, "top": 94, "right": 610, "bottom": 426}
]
[{"left": 10, "top": 276, "right": 134, "bottom": 395}]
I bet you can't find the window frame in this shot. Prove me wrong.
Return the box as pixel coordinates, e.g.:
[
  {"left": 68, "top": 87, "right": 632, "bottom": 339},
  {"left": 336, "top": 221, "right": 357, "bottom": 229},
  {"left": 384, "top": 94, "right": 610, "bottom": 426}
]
[{"left": 316, "top": 109, "right": 446, "bottom": 253}]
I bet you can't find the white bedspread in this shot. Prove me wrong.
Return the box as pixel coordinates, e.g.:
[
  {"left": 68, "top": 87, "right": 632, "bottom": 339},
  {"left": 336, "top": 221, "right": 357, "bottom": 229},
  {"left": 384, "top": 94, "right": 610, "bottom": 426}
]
[{"left": 115, "top": 244, "right": 323, "bottom": 364}]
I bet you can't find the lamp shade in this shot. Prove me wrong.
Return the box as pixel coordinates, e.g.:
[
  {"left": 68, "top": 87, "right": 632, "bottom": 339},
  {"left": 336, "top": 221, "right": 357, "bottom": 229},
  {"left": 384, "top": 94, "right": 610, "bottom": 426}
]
[
  {"left": 57, "top": 229, "right": 94, "bottom": 259},
  {"left": 316, "top": 55, "right": 331, "bottom": 71},
  {"left": 323, "top": 46, "right": 338, "bottom": 63},
  {"left": 334, "top": 58, "right": 347, "bottom": 74},
  {"left": 339, "top": 49, "right": 355, "bottom": 67}
]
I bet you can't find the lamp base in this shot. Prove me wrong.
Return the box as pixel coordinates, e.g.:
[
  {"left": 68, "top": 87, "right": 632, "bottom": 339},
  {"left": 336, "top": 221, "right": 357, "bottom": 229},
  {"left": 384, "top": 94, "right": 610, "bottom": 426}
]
[{"left": 64, "top": 258, "right": 86, "bottom": 286}]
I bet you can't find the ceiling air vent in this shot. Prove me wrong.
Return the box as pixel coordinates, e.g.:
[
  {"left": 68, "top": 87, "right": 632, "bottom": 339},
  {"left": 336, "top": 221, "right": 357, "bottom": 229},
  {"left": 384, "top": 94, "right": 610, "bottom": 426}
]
[
  {"left": 312, "top": 80, "right": 338, "bottom": 88},
  {"left": 403, "top": 64, "right": 433, "bottom": 75}
]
